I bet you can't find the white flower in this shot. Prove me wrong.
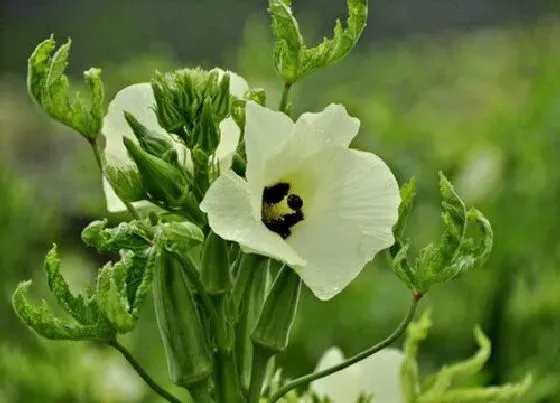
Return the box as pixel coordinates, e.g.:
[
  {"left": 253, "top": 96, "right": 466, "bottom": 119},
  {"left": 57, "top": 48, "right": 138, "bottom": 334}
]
[
  {"left": 311, "top": 347, "right": 405, "bottom": 403},
  {"left": 200, "top": 102, "right": 400, "bottom": 300},
  {"left": 102, "top": 70, "right": 248, "bottom": 212}
]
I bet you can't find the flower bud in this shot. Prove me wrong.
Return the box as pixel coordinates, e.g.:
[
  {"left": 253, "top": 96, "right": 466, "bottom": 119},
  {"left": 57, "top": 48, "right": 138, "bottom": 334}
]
[
  {"left": 104, "top": 164, "right": 146, "bottom": 204},
  {"left": 123, "top": 137, "right": 187, "bottom": 206},
  {"left": 195, "top": 98, "right": 220, "bottom": 155},
  {"left": 123, "top": 111, "right": 174, "bottom": 158},
  {"left": 201, "top": 232, "right": 232, "bottom": 296},
  {"left": 251, "top": 266, "right": 301, "bottom": 353},
  {"left": 152, "top": 248, "right": 213, "bottom": 387},
  {"left": 245, "top": 88, "right": 266, "bottom": 106}
]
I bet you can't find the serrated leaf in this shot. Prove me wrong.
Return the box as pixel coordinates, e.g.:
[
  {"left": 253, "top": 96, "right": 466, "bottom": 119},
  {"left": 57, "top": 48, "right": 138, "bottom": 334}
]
[
  {"left": 268, "top": 0, "right": 367, "bottom": 83},
  {"left": 421, "top": 327, "right": 491, "bottom": 398},
  {"left": 27, "top": 36, "right": 105, "bottom": 140},
  {"left": 44, "top": 244, "right": 99, "bottom": 325},
  {"left": 401, "top": 310, "right": 432, "bottom": 401},
  {"left": 81, "top": 219, "right": 153, "bottom": 253},
  {"left": 12, "top": 281, "right": 112, "bottom": 342},
  {"left": 96, "top": 250, "right": 153, "bottom": 333},
  {"left": 156, "top": 221, "right": 204, "bottom": 257}
]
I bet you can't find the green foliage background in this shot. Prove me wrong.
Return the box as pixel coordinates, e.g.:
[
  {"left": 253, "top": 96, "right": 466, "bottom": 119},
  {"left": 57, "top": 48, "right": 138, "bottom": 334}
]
[{"left": 1, "top": 4, "right": 560, "bottom": 402}]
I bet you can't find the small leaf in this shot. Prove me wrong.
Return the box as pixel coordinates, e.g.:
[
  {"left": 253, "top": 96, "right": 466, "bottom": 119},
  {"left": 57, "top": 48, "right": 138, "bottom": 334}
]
[
  {"left": 96, "top": 250, "right": 153, "bottom": 333},
  {"left": 81, "top": 219, "right": 153, "bottom": 253},
  {"left": 44, "top": 245, "right": 99, "bottom": 325},
  {"left": 12, "top": 281, "right": 111, "bottom": 341},
  {"left": 421, "top": 327, "right": 491, "bottom": 398},
  {"left": 267, "top": 0, "right": 368, "bottom": 83},
  {"left": 27, "top": 36, "right": 105, "bottom": 140},
  {"left": 401, "top": 310, "right": 432, "bottom": 401}
]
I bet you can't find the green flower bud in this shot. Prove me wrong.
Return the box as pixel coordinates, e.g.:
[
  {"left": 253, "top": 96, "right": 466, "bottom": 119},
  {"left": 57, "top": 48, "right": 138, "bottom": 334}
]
[
  {"left": 123, "top": 111, "right": 174, "bottom": 158},
  {"left": 104, "top": 163, "right": 146, "bottom": 204},
  {"left": 152, "top": 247, "right": 213, "bottom": 387},
  {"left": 201, "top": 232, "right": 232, "bottom": 295},
  {"left": 123, "top": 137, "right": 187, "bottom": 207},
  {"left": 245, "top": 88, "right": 266, "bottom": 106},
  {"left": 251, "top": 266, "right": 301, "bottom": 353},
  {"left": 195, "top": 98, "right": 221, "bottom": 155}
]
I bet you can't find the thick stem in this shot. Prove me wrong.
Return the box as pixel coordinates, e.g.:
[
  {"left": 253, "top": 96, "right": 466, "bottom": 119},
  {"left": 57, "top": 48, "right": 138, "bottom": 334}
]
[
  {"left": 109, "top": 339, "right": 181, "bottom": 403},
  {"left": 268, "top": 295, "right": 421, "bottom": 403},
  {"left": 278, "top": 82, "right": 292, "bottom": 114},
  {"left": 247, "top": 345, "right": 271, "bottom": 403},
  {"left": 88, "top": 137, "right": 140, "bottom": 219}
]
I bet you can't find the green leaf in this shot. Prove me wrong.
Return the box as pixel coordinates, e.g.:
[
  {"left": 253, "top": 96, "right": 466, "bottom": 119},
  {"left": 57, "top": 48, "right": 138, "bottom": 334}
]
[
  {"left": 421, "top": 327, "right": 491, "bottom": 398},
  {"left": 268, "top": 0, "right": 368, "bottom": 83},
  {"left": 27, "top": 36, "right": 105, "bottom": 140},
  {"left": 81, "top": 219, "right": 153, "bottom": 253},
  {"left": 156, "top": 221, "right": 205, "bottom": 257},
  {"left": 268, "top": 0, "right": 305, "bottom": 83},
  {"left": 12, "top": 281, "right": 110, "bottom": 341},
  {"left": 419, "top": 375, "right": 532, "bottom": 402},
  {"left": 96, "top": 250, "right": 154, "bottom": 333},
  {"left": 401, "top": 310, "right": 432, "bottom": 401},
  {"left": 44, "top": 245, "right": 99, "bottom": 325},
  {"left": 389, "top": 173, "right": 494, "bottom": 294},
  {"left": 387, "top": 178, "right": 417, "bottom": 290}
]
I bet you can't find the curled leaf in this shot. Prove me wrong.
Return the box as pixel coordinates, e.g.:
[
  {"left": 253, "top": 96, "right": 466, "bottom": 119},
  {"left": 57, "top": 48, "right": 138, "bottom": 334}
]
[{"left": 27, "top": 36, "right": 105, "bottom": 139}]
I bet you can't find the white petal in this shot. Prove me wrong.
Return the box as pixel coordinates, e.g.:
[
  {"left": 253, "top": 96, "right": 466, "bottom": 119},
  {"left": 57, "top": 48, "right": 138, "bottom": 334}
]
[
  {"left": 200, "top": 171, "right": 304, "bottom": 266},
  {"left": 286, "top": 147, "right": 400, "bottom": 300},
  {"left": 360, "top": 349, "right": 405, "bottom": 403},
  {"left": 216, "top": 117, "right": 241, "bottom": 170},
  {"left": 311, "top": 347, "right": 362, "bottom": 403},
  {"left": 263, "top": 104, "right": 360, "bottom": 187},
  {"left": 102, "top": 83, "right": 166, "bottom": 167},
  {"left": 244, "top": 101, "right": 295, "bottom": 217},
  {"left": 211, "top": 68, "right": 250, "bottom": 99}
]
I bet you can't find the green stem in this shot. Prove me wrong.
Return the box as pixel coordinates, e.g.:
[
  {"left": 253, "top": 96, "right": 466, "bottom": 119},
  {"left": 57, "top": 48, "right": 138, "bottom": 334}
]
[
  {"left": 247, "top": 345, "right": 271, "bottom": 403},
  {"left": 188, "top": 379, "right": 213, "bottom": 403},
  {"left": 109, "top": 339, "right": 182, "bottom": 403},
  {"left": 278, "top": 82, "right": 292, "bottom": 113},
  {"left": 88, "top": 137, "right": 140, "bottom": 219},
  {"left": 268, "top": 295, "right": 421, "bottom": 403}
]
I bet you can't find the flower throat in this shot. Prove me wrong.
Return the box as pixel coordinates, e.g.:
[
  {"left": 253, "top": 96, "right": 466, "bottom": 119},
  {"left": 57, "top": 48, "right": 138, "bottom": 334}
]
[{"left": 261, "top": 182, "right": 304, "bottom": 239}]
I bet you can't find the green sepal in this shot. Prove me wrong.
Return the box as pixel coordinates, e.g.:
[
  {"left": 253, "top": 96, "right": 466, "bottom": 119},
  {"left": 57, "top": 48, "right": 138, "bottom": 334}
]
[
  {"left": 201, "top": 232, "right": 232, "bottom": 295},
  {"left": 104, "top": 163, "right": 146, "bottom": 204},
  {"left": 268, "top": 0, "right": 368, "bottom": 84},
  {"left": 27, "top": 36, "right": 105, "bottom": 140},
  {"left": 96, "top": 249, "right": 154, "bottom": 333},
  {"left": 387, "top": 173, "right": 494, "bottom": 294},
  {"left": 152, "top": 243, "right": 213, "bottom": 387},
  {"left": 151, "top": 68, "right": 232, "bottom": 145},
  {"left": 124, "top": 137, "right": 199, "bottom": 216},
  {"left": 124, "top": 111, "right": 174, "bottom": 158},
  {"left": 195, "top": 98, "right": 221, "bottom": 155},
  {"left": 81, "top": 219, "right": 153, "bottom": 252},
  {"left": 251, "top": 266, "right": 301, "bottom": 354}
]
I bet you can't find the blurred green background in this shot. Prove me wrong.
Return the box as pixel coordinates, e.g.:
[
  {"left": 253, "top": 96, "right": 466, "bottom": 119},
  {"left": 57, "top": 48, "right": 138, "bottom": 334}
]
[{"left": 2, "top": 0, "right": 560, "bottom": 401}]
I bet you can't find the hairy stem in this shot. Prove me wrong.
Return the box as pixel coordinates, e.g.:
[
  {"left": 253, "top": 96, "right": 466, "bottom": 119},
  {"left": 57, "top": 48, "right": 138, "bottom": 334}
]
[
  {"left": 268, "top": 295, "right": 421, "bottom": 403},
  {"left": 109, "top": 339, "right": 182, "bottom": 403}
]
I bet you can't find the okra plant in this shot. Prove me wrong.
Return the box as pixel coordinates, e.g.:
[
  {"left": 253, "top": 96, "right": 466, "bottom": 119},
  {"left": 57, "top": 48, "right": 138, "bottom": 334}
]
[{"left": 13, "top": 0, "right": 531, "bottom": 402}]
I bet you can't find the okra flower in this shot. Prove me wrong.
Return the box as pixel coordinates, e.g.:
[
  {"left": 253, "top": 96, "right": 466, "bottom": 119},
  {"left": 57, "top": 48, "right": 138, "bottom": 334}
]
[
  {"left": 311, "top": 347, "right": 405, "bottom": 403},
  {"left": 200, "top": 102, "right": 400, "bottom": 300},
  {"left": 102, "top": 70, "right": 248, "bottom": 212}
]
